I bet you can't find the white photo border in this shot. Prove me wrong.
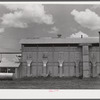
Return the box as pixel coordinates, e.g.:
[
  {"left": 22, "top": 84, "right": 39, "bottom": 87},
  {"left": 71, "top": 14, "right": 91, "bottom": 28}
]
[{"left": 0, "top": 1, "right": 100, "bottom": 99}]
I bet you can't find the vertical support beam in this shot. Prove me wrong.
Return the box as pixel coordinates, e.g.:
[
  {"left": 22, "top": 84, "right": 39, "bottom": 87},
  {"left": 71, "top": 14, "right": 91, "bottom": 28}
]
[
  {"left": 68, "top": 45, "right": 70, "bottom": 76},
  {"left": 17, "top": 66, "right": 20, "bottom": 78},
  {"left": 20, "top": 44, "right": 24, "bottom": 78},
  {"left": 99, "top": 32, "right": 100, "bottom": 74},
  {"left": 43, "top": 66, "right": 47, "bottom": 77},
  {"left": 43, "top": 59, "right": 48, "bottom": 77},
  {"left": 58, "top": 52, "right": 64, "bottom": 77},
  {"left": 58, "top": 60, "right": 63, "bottom": 77},
  {"left": 15, "top": 68, "right": 18, "bottom": 78},
  {"left": 52, "top": 45, "right": 54, "bottom": 76},
  {"left": 75, "top": 61, "right": 79, "bottom": 77},
  {"left": 82, "top": 45, "right": 90, "bottom": 78},
  {"left": 92, "top": 62, "right": 97, "bottom": 77},
  {"left": 75, "top": 46, "right": 82, "bottom": 77},
  {"left": 21, "top": 44, "right": 23, "bottom": 62},
  {"left": 36, "top": 45, "right": 38, "bottom": 77},
  {"left": 26, "top": 60, "right": 32, "bottom": 77},
  {"left": 59, "top": 66, "right": 63, "bottom": 77},
  {"left": 13, "top": 68, "right": 18, "bottom": 79},
  {"left": 27, "top": 66, "right": 30, "bottom": 77}
]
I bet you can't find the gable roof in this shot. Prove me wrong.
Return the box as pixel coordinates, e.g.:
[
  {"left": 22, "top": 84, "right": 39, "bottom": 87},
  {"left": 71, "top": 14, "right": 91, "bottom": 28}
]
[
  {"left": 0, "top": 62, "right": 20, "bottom": 68},
  {"left": 20, "top": 37, "right": 99, "bottom": 44}
]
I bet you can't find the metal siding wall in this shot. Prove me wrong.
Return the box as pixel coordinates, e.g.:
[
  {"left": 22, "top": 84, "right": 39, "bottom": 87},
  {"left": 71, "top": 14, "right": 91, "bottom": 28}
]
[
  {"left": 63, "top": 52, "right": 68, "bottom": 62},
  {"left": 36, "top": 52, "right": 43, "bottom": 76},
  {"left": 21, "top": 62, "right": 27, "bottom": 77},
  {"left": 32, "top": 52, "right": 37, "bottom": 62},
  {"left": 96, "top": 51, "right": 100, "bottom": 75},
  {"left": 22, "top": 52, "right": 27, "bottom": 62},
  {"left": 64, "top": 66, "right": 69, "bottom": 76},
  {"left": 90, "top": 47, "right": 99, "bottom": 76},
  {"left": 75, "top": 52, "right": 81, "bottom": 76},
  {"left": 37, "top": 63, "right": 43, "bottom": 76},
  {"left": 63, "top": 52, "right": 69, "bottom": 76},
  {"left": 21, "top": 46, "right": 38, "bottom": 77},
  {"left": 21, "top": 45, "right": 82, "bottom": 77},
  {"left": 47, "top": 62, "right": 53, "bottom": 76},
  {"left": 53, "top": 62, "right": 59, "bottom": 76},
  {"left": 53, "top": 46, "right": 82, "bottom": 77},
  {"left": 37, "top": 52, "right": 43, "bottom": 62},
  {"left": 53, "top": 52, "right": 59, "bottom": 62},
  {"left": 48, "top": 52, "right": 53, "bottom": 62},
  {"left": 90, "top": 48, "right": 99, "bottom": 62},
  {"left": 31, "top": 63, "right": 37, "bottom": 77},
  {"left": 70, "top": 52, "right": 74, "bottom": 76},
  {"left": 70, "top": 66, "right": 75, "bottom": 76}
]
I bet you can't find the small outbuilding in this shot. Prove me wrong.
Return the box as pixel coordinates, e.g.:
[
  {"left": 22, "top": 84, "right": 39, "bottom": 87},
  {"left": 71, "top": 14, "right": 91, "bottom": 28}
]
[{"left": 0, "top": 61, "right": 20, "bottom": 79}]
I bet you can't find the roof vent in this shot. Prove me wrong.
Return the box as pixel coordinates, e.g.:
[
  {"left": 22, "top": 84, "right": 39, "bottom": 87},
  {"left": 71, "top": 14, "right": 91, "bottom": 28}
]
[{"left": 57, "top": 34, "right": 62, "bottom": 38}]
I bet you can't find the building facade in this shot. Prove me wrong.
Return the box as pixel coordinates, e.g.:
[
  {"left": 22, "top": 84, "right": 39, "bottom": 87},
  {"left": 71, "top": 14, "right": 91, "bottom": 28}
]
[{"left": 18, "top": 37, "right": 100, "bottom": 78}]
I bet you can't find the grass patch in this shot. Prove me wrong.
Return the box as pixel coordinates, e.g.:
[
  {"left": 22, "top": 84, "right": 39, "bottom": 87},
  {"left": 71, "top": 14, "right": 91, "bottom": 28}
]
[{"left": 0, "top": 77, "right": 100, "bottom": 89}]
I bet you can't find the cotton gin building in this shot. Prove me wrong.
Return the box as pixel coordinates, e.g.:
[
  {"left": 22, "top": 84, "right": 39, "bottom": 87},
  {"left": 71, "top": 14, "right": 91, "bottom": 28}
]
[{"left": 18, "top": 37, "right": 100, "bottom": 78}]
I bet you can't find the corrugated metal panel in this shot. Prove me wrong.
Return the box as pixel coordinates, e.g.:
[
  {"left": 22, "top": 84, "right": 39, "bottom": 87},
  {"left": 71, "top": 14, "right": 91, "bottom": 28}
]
[{"left": 0, "top": 62, "right": 20, "bottom": 68}]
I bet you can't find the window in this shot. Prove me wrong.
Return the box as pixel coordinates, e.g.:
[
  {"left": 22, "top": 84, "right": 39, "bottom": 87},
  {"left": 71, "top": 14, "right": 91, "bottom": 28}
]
[
  {"left": 0, "top": 68, "right": 7, "bottom": 73},
  {"left": 0, "top": 68, "right": 15, "bottom": 73},
  {"left": 8, "top": 68, "right": 15, "bottom": 73}
]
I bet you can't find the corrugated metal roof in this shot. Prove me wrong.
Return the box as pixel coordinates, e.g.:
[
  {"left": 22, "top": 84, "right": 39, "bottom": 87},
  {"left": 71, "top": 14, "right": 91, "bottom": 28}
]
[
  {"left": 0, "top": 62, "right": 20, "bottom": 68},
  {"left": 20, "top": 37, "right": 99, "bottom": 44}
]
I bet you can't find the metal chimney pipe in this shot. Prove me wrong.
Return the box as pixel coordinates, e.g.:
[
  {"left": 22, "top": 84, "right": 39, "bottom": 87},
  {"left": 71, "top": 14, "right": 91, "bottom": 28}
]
[
  {"left": 81, "top": 35, "right": 83, "bottom": 38},
  {"left": 57, "top": 34, "right": 62, "bottom": 38}
]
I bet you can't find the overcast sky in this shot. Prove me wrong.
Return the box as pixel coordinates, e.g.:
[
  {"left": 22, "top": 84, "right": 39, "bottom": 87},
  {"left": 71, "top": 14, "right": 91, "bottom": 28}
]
[{"left": 0, "top": 3, "right": 100, "bottom": 53}]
